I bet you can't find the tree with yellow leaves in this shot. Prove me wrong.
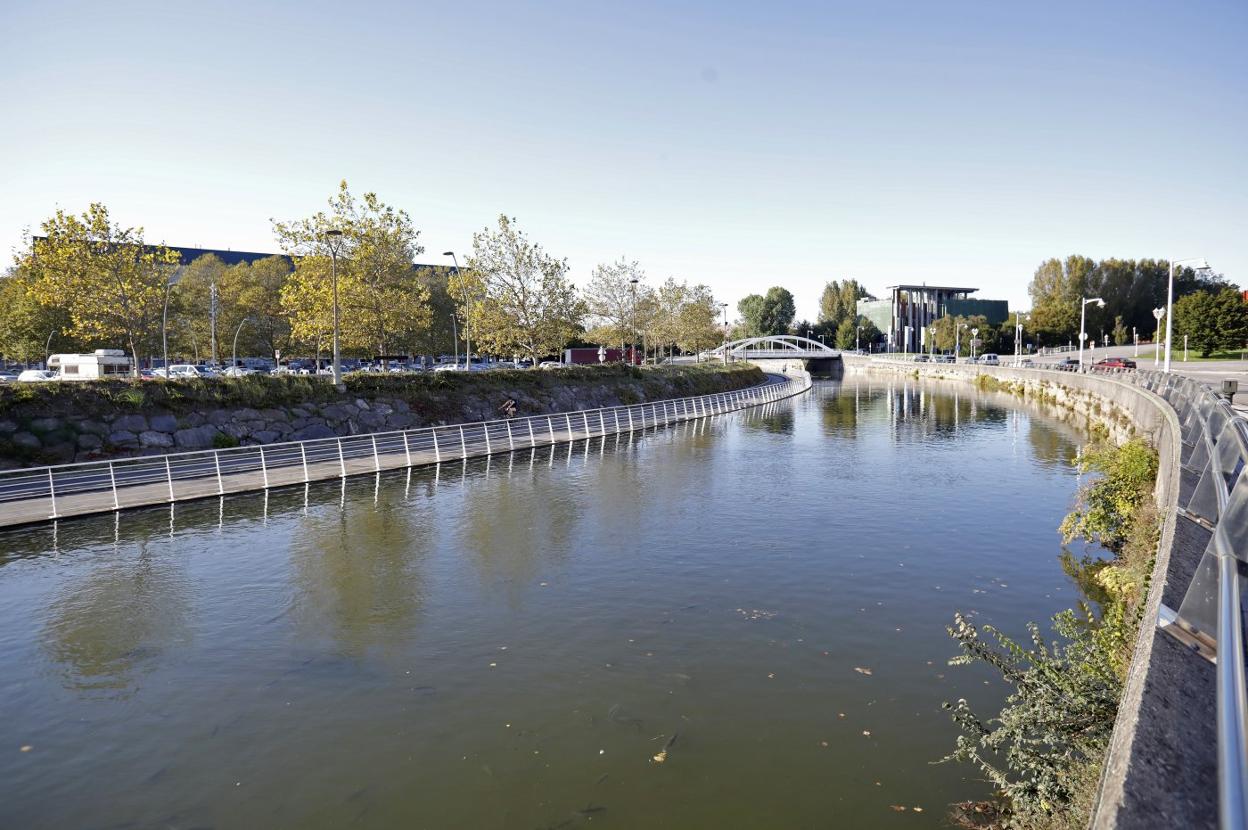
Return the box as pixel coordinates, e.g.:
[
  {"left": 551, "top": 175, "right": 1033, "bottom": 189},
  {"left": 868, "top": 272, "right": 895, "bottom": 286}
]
[
  {"left": 19, "top": 203, "right": 180, "bottom": 373},
  {"left": 273, "top": 181, "right": 431, "bottom": 358}
]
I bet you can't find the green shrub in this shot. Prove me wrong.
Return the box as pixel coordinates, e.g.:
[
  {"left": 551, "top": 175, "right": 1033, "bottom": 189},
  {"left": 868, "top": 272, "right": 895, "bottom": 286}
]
[{"left": 212, "top": 433, "right": 240, "bottom": 449}]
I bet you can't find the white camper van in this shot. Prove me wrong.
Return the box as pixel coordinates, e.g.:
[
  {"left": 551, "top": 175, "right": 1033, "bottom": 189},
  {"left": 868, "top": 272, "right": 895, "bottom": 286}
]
[{"left": 49, "top": 350, "right": 134, "bottom": 380}]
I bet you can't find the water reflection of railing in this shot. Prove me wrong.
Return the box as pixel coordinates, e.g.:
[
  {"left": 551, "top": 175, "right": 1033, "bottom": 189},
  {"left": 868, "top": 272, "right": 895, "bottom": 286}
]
[{"left": 0, "top": 373, "right": 812, "bottom": 528}]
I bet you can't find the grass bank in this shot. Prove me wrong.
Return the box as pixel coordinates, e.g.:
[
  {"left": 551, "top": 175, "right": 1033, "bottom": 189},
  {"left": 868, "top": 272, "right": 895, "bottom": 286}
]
[{"left": 944, "top": 437, "right": 1160, "bottom": 829}]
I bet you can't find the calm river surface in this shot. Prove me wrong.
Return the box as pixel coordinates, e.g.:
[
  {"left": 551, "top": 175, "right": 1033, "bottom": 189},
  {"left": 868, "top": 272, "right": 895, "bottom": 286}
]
[{"left": 0, "top": 377, "right": 1092, "bottom": 829}]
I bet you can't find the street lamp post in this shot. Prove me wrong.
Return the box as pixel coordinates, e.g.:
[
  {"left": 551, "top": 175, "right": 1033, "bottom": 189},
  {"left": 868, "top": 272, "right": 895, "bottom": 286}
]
[
  {"left": 161, "top": 270, "right": 179, "bottom": 377},
  {"left": 232, "top": 317, "right": 252, "bottom": 371},
  {"left": 718, "top": 302, "right": 729, "bottom": 364},
  {"left": 854, "top": 327, "right": 861, "bottom": 352},
  {"left": 629, "top": 278, "right": 639, "bottom": 365},
  {"left": 1078, "top": 297, "right": 1105, "bottom": 371},
  {"left": 443, "top": 252, "right": 469, "bottom": 370},
  {"left": 1152, "top": 307, "right": 1166, "bottom": 367},
  {"left": 970, "top": 327, "right": 979, "bottom": 360},
  {"left": 325, "top": 228, "right": 345, "bottom": 390},
  {"left": 1133, "top": 327, "right": 1138, "bottom": 357},
  {"left": 1165, "top": 257, "right": 1209, "bottom": 373}
]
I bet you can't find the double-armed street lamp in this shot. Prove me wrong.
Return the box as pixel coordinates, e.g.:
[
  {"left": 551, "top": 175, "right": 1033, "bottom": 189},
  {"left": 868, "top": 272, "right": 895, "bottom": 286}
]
[
  {"left": 1078, "top": 297, "right": 1104, "bottom": 371},
  {"left": 232, "top": 316, "right": 254, "bottom": 371},
  {"left": 1165, "top": 257, "right": 1211, "bottom": 373},
  {"left": 970, "top": 327, "right": 979, "bottom": 360},
  {"left": 443, "top": 252, "right": 469, "bottom": 370}
]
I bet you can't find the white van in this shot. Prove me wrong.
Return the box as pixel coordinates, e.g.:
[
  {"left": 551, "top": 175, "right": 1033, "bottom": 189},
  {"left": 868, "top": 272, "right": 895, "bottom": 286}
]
[
  {"left": 980, "top": 353, "right": 1000, "bottom": 365},
  {"left": 49, "top": 350, "right": 133, "bottom": 380}
]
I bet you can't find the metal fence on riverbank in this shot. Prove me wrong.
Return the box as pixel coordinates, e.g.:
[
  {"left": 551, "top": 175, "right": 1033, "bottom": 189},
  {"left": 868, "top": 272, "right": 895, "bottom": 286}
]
[{"left": 0, "top": 373, "right": 811, "bottom": 529}]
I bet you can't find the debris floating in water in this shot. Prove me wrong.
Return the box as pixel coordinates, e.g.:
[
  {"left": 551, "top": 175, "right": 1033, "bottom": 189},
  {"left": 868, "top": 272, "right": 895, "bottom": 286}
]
[
  {"left": 862, "top": 730, "right": 871, "bottom": 737},
  {"left": 854, "top": 667, "right": 873, "bottom": 676}
]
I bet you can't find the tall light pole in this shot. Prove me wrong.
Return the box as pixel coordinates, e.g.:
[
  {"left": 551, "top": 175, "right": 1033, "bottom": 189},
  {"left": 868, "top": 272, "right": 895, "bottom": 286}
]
[
  {"left": 444, "top": 252, "right": 469, "bottom": 369},
  {"left": 325, "top": 228, "right": 345, "bottom": 390},
  {"left": 970, "top": 327, "right": 979, "bottom": 360},
  {"left": 718, "top": 302, "right": 728, "bottom": 364},
  {"left": 855, "top": 326, "right": 861, "bottom": 352},
  {"left": 232, "top": 317, "right": 252, "bottom": 372},
  {"left": 161, "top": 269, "right": 179, "bottom": 376},
  {"left": 629, "top": 278, "right": 639, "bottom": 364},
  {"left": 1165, "top": 257, "right": 1210, "bottom": 373},
  {"left": 1079, "top": 297, "right": 1105, "bottom": 371},
  {"left": 930, "top": 325, "right": 937, "bottom": 358},
  {"left": 1133, "top": 326, "right": 1138, "bottom": 357},
  {"left": 209, "top": 281, "right": 219, "bottom": 366},
  {"left": 1152, "top": 307, "right": 1166, "bottom": 367}
]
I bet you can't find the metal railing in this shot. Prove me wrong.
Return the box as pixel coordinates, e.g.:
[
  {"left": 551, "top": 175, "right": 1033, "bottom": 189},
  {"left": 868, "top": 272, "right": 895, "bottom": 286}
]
[
  {"left": 1124, "top": 369, "right": 1248, "bottom": 829},
  {"left": 0, "top": 373, "right": 812, "bottom": 528}
]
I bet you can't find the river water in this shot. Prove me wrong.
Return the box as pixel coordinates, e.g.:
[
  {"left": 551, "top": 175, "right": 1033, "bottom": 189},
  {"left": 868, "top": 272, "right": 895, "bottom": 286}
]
[{"left": 0, "top": 377, "right": 1092, "bottom": 829}]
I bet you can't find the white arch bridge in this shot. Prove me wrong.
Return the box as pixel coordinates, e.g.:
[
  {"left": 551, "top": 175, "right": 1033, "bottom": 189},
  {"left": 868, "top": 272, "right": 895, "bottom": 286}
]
[{"left": 708, "top": 335, "right": 841, "bottom": 361}]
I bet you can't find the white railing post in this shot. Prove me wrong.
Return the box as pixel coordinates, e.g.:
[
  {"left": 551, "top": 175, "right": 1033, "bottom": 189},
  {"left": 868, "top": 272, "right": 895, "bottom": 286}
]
[
  {"left": 628, "top": 407, "right": 635, "bottom": 431},
  {"left": 215, "top": 451, "right": 224, "bottom": 494},
  {"left": 337, "top": 438, "right": 347, "bottom": 478},
  {"left": 600, "top": 410, "right": 607, "bottom": 435},
  {"left": 300, "top": 443, "right": 309, "bottom": 483},
  {"left": 371, "top": 435, "right": 380, "bottom": 471},
  {"left": 402, "top": 432, "right": 412, "bottom": 467},
  {"left": 484, "top": 423, "right": 493, "bottom": 455},
  {"left": 565, "top": 412, "right": 574, "bottom": 440},
  {"left": 548, "top": 416, "right": 556, "bottom": 443},
  {"left": 433, "top": 428, "right": 442, "bottom": 463},
  {"left": 583, "top": 411, "right": 591, "bottom": 437},
  {"left": 259, "top": 447, "right": 270, "bottom": 489},
  {"left": 528, "top": 419, "right": 537, "bottom": 448},
  {"left": 614, "top": 409, "right": 621, "bottom": 432},
  {"left": 506, "top": 420, "right": 514, "bottom": 451},
  {"left": 47, "top": 468, "right": 58, "bottom": 519},
  {"left": 459, "top": 425, "right": 468, "bottom": 458},
  {"left": 109, "top": 461, "right": 119, "bottom": 510},
  {"left": 165, "top": 456, "right": 176, "bottom": 502}
]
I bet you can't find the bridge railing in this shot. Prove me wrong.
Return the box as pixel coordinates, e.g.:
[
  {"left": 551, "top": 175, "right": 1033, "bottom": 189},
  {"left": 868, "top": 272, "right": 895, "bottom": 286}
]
[{"left": 0, "top": 373, "right": 812, "bottom": 528}]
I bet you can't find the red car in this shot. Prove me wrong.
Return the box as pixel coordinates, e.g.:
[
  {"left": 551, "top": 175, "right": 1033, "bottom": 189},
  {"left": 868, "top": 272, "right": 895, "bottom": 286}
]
[{"left": 1095, "top": 357, "right": 1137, "bottom": 369}]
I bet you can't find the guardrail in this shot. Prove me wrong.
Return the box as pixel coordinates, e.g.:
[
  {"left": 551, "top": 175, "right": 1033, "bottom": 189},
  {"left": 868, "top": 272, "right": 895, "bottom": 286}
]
[
  {"left": 860, "top": 352, "right": 1248, "bottom": 826},
  {"left": 0, "top": 373, "right": 812, "bottom": 529},
  {"left": 1126, "top": 369, "right": 1248, "bottom": 830}
]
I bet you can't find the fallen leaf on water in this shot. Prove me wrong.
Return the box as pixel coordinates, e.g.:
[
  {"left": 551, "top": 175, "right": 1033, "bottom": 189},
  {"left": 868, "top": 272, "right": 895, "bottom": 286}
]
[
  {"left": 854, "top": 667, "right": 873, "bottom": 676},
  {"left": 889, "top": 805, "right": 906, "bottom": 812},
  {"left": 819, "top": 741, "right": 828, "bottom": 747},
  {"left": 838, "top": 713, "right": 846, "bottom": 718},
  {"left": 862, "top": 730, "right": 871, "bottom": 737},
  {"left": 912, "top": 806, "right": 924, "bottom": 812},
  {"left": 20, "top": 745, "right": 32, "bottom": 752},
  {"left": 767, "top": 673, "right": 775, "bottom": 679},
  {"left": 651, "top": 750, "right": 667, "bottom": 764}
]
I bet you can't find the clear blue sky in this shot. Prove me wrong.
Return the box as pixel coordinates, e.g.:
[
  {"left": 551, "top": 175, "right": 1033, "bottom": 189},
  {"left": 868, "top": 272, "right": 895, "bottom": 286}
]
[{"left": 2, "top": 0, "right": 1244, "bottom": 321}]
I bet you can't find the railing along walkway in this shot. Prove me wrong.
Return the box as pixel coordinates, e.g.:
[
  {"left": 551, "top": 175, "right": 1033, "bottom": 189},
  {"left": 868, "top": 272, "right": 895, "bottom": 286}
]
[{"left": 0, "top": 374, "right": 811, "bottom": 529}]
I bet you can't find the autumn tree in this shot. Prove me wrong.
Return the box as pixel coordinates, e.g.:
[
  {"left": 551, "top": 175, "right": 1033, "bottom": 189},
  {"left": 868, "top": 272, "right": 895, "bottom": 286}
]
[
  {"left": 0, "top": 269, "right": 76, "bottom": 365},
  {"left": 583, "top": 258, "right": 647, "bottom": 351},
  {"left": 465, "top": 215, "right": 585, "bottom": 365},
  {"left": 173, "top": 253, "right": 230, "bottom": 363},
  {"left": 273, "top": 181, "right": 431, "bottom": 358},
  {"left": 19, "top": 204, "right": 180, "bottom": 372}
]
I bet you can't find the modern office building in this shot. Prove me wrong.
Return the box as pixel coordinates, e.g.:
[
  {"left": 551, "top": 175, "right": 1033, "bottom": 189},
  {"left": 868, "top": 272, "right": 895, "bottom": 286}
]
[{"left": 857, "top": 284, "right": 1009, "bottom": 352}]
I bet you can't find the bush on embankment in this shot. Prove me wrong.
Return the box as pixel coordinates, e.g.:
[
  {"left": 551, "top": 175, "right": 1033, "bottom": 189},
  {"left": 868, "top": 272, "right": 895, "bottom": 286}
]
[
  {"left": 943, "top": 438, "right": 1160, "bottom": 830},
  {"left": 0, "top": 363, "right": 765, "bottom": 468}
]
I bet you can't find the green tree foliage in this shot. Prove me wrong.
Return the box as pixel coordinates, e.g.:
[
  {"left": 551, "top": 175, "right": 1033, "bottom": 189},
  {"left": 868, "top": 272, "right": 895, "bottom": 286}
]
[
  {"left": 1061, "top": 439, "right": 1158, "bottom": 553},
  {"left": 0, "top": 269, "right": 76, "bottom": 365},
  {"left": 19, "top": 203, "right": 180, "bottom": 371},
  {"left": 465, "top": 215, "right": 586, "bottom": 365},
  {"left": 1174, "top": 287, "right": 1248, "bottom": 358},
  {"left": 1028, "top": 255, "right": 1228, "bottom": 346},
  {"left": 817, "top": 279, "right": 871, "bottom": 329},
  {"left": 834, "top": 318, "right": 855, "bottom": 350},
  {"left": 174, "top": 254, "right": 230, "bottom": 363},
  {"left": 737, "top": 286, "right": 796, "bottom": 337},
  {"left": 1111, "top": 315, "right": 1129, "bottom": 346}
]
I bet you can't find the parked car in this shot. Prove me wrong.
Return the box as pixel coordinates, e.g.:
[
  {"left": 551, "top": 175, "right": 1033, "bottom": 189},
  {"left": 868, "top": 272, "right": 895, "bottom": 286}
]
[
  {"left": 538, "top": 361, "right": 563, "bottom": 369},
  {"left": 962, "top": 356, "right": 979, "bottom": 364},
  {"left": 1057, "top": 357, "right": 1081, "bottom": 370},
  {"left": 0, "top": 371, "right": 19, "bottom": 382},
  {"left": 1095, "top": 357, "right": 1137, "bottom": 369},
  {"left": 980, "top": 353, "right": 1000, "bottom": 365},
  {"left": 433, "top": 363, "right": 465, "bottom": 373},
  {"left": 17, "top": 369, "right": 57, "bottom": 382},
  {"left": 914, "top": 354, "right": 930, "bottom": 363},
  {"left": 221, "top": 366, "right": 255, "bottom": 377},
  {"left": 934, "top": 354, "right": 956, "bottom": 364}
]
